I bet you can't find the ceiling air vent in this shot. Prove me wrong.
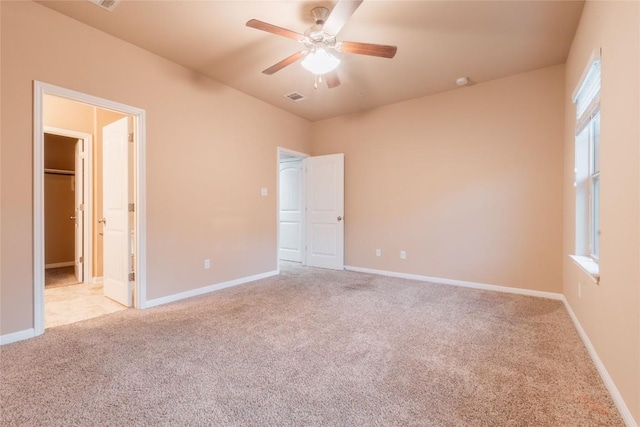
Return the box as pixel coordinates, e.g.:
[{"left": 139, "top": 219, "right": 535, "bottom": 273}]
[
  {"left": 284, "top": 92, "right": 306, "bottom": 103},
  {"left": 88, "top": 0, "right": 121, "bottom": 11}
]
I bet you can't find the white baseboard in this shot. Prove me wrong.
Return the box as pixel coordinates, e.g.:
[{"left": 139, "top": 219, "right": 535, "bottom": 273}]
[
  {"left": 345, "top": 265, "right": 563, "bottom": 300},
  {"left": 561, "top": 297, "right": 636, "bottom": 427},
  {"left": 92, "top": 276, "right": 104, "bottom": 284},
  {"left": 142, "top": 270, "right": 279, "bottom": 309},
  {"left": 0, "top": 328, "right": 35, "bottom": 345},
  {"left": 45, "top": 262, "right": 74, "bottom": 269}
]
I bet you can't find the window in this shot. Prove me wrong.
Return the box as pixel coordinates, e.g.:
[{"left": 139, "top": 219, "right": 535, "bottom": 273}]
[
  {"left": 589, "top": 112, "right": 600, "bottom": 259},
  {"left": 572, "top": 51, "right": 601, "bottom": 282},
  {"left": 577, "top": 109, "right": 601, "bottom": 259}
]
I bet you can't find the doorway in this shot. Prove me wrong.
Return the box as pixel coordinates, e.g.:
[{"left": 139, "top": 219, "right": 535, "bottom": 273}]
[
  {"left": 34, "top": 82, "right": 147, "bottom": 336},
  {"left": 42, "top": 112, "right": 131, "bottom": 328},
  {"left": 43, "top": 129, "right": 90, "bottom": 289},
  {"left": 278, "top": 148, "right": 307, "bottom": 266},
  {"left": 277, "top": 148, "right": 345, "bottom": 271}
]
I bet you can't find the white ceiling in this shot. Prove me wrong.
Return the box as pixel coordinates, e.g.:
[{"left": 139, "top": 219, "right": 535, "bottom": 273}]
[{"left": 37, "top": 0, "right": 584, "bottom": 122}]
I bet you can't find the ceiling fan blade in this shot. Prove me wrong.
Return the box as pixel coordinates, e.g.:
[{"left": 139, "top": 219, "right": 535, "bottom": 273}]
[
  {"left": 246, "top": 19, "right": 306, "bottom": 42},
  {"left": 262, "top": 51, "right": 306, "bottom": 75},
  {"left": 322, "top": 0, "right": 364, "bottom": 36},
  {"left": 339, "top": 41, "right": 398, "bottom": 58},
  {"left": 324, "top": 71, "right": 341, "bottom": 89}
]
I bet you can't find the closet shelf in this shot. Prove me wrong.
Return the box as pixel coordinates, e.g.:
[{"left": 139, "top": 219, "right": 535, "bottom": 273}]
[{"left": 45, "top": 168, "right": 75, "bottom": 176}]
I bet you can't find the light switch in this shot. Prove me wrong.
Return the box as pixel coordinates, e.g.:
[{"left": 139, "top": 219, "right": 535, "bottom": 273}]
[{"left": 261, "top": 187, "right": 268, "bottom": 196}]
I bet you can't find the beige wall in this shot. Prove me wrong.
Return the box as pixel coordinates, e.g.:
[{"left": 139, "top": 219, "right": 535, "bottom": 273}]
[
  {"left": 562, "top": 1, "right": 639, "bottom": 422},
  {"left": 44, "top": 95, "right": 94, "bottom": 135},
  {"left": 312, "top": 65, "right": 565, "bottom": 293},
  {"left": 44, "top": 134, "right": 76, "bottom": 265},
  {"left": 44, "top": 174, "right": 75, "bottom": 265},
  {"left": 44, "top": 133, "right": 76, "bottom": 171},
  {"left": 0, "top": 1, "right": 310, "bottom": 335}
]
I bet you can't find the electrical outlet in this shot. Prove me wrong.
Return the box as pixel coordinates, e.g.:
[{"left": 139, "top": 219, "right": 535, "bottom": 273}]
[
  {"left": 578, "top": 282, "right": 582, "bottom": 298},
  {"left": 375, "top": 249, "right": 381, "bottom": 257},
  {"left": 204, "top": 259, "right": 211, "bottom": 269},
  {"left": 400, "top": 251, "right": 407, "bottom": 259}
]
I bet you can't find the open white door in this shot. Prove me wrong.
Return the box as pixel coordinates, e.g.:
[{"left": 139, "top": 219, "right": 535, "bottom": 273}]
[
  {"left": 304, "top": 154, "right": 344, "bottom": 270},
  {"left": 102, "top": 117, "right": 132, "bottom": 307},
  {"left": 74, "top": 139, "right": 84, "bottom": 283},
  {"left": 279, "top": 160, "right": 303, "bottom": 262}
]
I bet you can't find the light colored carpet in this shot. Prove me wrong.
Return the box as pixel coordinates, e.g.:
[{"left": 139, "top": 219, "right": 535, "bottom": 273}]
[
  {"left": 45, "top": 266, "right": 79, "bottom": 288},
  {"left": 0, "top": 263, "right": 623, "bottom": 426}
]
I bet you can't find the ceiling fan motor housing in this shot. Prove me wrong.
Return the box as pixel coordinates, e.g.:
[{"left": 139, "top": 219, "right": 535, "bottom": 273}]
[
  {"left": 311, "top": 7, "right": 330, "bottom": 26},
  {"left": 304, "top": 7, "right": 337, "bottom": 50}
]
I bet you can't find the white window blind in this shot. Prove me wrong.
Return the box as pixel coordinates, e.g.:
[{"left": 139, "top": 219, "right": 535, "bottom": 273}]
[{"left": 574, "top": 60, "right": 601, "bottom": 128}]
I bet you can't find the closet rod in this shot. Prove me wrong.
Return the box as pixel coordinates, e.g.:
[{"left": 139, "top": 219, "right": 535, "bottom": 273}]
[{"left": 44, "top": 168, "right": 75, "bottom": 176}]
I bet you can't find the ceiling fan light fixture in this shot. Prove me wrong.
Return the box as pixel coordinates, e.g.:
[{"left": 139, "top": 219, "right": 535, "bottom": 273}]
[{"left": 301, "top": 48, "right": 340, "bottom": 75}]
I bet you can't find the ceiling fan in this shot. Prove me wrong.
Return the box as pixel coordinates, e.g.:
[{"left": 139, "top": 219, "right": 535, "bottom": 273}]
[{"left": 246, "top": 0, "right": 397, "bottom": 89}]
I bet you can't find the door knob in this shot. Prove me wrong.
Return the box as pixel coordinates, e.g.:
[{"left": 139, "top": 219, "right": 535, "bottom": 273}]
[
  {"left": 337, "top": 216, "right": 343, "bottom": 221},
  {"left": 69, "top": 215, "right": 76, "bottom": 220}
]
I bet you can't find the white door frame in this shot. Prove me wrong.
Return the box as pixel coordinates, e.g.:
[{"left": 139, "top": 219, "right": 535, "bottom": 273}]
[
  {"left": 276, "top": 147, "right": 309, "bottom": 271},
  {"left": 33, "top": 81, "right": 147, "bottom": 336},
  {"left": 43, "top": 126, "right": 92, "bottom": 285}
]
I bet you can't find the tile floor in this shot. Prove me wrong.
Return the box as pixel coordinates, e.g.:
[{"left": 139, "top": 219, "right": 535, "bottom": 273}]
[{"left": 45, "top": 281, "right": 127, "bottom": 329}]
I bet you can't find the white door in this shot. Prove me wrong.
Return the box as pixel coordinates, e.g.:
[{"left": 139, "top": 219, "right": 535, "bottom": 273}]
[
  {"left": 74, "top": 139, "right": 84, "bottom": 283},
  {"left": 304, "top": 154, "right": 344, "bottom": 270},
  {"left": 102, "top": 117, "right": 132, "bottom": 307},
  {"left": 279, "top": 160, "right": 303, "bottom": 262}
]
